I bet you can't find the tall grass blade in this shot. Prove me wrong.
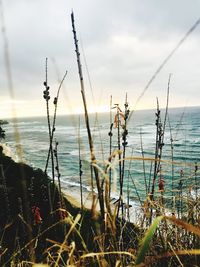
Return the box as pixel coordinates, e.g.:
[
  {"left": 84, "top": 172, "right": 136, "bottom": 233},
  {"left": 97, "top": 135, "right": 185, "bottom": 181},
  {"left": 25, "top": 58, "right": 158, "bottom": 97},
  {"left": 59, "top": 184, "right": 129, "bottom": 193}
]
[{"left": 135, "top": 215, "right": 163, "bottom": 265}]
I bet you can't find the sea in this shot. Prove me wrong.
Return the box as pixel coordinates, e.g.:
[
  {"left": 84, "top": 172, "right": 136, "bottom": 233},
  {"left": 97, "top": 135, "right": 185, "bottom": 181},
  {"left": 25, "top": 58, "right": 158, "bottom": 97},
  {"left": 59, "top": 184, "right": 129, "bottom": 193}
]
[{"left": 2, "top": 106, "right": 200, "bottom": 219}]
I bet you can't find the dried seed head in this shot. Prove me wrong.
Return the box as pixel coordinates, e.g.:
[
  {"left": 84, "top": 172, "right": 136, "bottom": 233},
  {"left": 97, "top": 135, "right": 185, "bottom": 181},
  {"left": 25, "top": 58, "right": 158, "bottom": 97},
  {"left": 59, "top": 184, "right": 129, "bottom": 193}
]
[{"left": 53, "top": 97, "right": 57, "bottom": 105}]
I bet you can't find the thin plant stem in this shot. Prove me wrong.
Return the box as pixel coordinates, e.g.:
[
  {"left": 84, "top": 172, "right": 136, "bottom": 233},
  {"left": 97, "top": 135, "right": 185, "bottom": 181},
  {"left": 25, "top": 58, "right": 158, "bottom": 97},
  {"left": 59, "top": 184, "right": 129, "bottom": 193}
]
[
  {"left": 168, "top": 115, "right": 175, "bottom": 212},
  {"left": 156, "top": 74, "right": 171, "bottom": 177},
  {"left": 150, "top": 98, "right": 160, "bottom": 201},
  {"left": 108, "top": 95, "right": 113, "bottom": 198},
  {"left": 44, "top": 58, "right": 55, "bottom": 187},
  {"left": 71, "top": 12, "right": 105, "bottom": 223},
  {"left": 43, "top": 58, "right": 54, "bottom": 213},
  {"left": 128, "top": 17, "right": 200, "bottom": 120},
  {"left": 140, "top": 128, "right": 148, "bottom": 196},
  {"left": 129, "top": 171, "right": 142, "bottom": 206},
  {"left": 78, "top": 116, "right": 83, "bottom": 210},
  {"left": 121, "top": 94, "right": 130, "bottom": 218},
  {"left": 45, "top": 70, "right": 68, "bottom": 171},
  {"left": 54, "top": 140, "right": 63, "bottom": 206}
]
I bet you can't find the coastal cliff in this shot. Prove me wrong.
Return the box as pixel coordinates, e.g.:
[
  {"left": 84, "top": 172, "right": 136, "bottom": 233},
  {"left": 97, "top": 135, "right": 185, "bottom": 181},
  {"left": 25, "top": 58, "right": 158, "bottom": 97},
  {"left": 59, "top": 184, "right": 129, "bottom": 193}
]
[
  {"left": 0, "top": 145, "right": 139, "bottom": 266},
  {"left": 0, "top": 145, "right": 89, "bottom": 264}
]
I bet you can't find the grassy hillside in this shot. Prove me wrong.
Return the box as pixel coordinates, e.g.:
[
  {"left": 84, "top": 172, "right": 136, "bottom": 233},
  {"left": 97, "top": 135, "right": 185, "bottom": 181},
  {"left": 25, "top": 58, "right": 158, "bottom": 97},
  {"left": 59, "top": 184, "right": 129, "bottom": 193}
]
[{"left": 0, "top": 145, "right": 140, "bottom": 266}]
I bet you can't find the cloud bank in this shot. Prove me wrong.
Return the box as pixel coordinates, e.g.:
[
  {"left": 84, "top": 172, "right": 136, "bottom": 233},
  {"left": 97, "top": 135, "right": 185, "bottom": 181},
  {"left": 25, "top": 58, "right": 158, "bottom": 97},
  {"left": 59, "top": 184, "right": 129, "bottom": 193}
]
[{"left": 1, "top": 0, "right": 200, "bottom": 117}]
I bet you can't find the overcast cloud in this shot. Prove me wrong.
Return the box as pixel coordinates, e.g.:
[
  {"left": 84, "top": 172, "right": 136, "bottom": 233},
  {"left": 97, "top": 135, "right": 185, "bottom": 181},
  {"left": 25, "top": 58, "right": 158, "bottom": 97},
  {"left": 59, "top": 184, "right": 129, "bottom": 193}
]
[{"left": 1, "top": 0, "right": 200, "bottom": 117}]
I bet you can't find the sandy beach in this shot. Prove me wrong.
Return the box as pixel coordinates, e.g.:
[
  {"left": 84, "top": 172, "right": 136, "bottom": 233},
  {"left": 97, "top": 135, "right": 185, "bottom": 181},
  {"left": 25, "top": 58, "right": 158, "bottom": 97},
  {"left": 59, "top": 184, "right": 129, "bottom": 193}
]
[{"left": 63, "top": 186, "right": 141, "bottom": 223}]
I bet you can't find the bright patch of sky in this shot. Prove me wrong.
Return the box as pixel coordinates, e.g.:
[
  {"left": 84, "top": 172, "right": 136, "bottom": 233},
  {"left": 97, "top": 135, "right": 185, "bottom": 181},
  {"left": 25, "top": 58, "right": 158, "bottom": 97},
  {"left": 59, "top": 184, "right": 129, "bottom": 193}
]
[{"left": 0, "top": 0, "right": 200, "bottom": 118}]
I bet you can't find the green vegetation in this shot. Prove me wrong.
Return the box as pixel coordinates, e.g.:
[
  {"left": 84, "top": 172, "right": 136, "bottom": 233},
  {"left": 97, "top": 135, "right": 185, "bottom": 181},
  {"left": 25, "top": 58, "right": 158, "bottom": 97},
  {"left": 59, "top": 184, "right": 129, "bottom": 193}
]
[{"left": 0, "top": 125, "right": 5, "bottom": 141}]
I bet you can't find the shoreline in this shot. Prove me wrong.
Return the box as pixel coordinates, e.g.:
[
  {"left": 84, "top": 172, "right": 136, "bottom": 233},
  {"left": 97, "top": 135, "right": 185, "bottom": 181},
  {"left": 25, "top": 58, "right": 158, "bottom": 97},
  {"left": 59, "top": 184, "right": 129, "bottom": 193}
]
[
  {"left": 63, "top": 187, "right": 100, "bottom": 210},
  {"left": 62, "top": 185, "right": 142, "bottom": 223}
]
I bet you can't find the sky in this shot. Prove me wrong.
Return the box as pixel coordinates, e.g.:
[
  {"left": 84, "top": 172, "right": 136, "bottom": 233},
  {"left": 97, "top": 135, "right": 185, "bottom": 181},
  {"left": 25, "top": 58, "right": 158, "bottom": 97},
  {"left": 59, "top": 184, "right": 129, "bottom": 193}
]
[{"left": 1, "top": 0, "right": 200, "bottom": 118}]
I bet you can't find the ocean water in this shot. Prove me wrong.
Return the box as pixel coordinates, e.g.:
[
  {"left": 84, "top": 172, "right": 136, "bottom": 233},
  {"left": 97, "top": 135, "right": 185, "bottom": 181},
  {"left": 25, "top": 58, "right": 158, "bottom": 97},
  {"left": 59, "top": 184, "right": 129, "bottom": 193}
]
[{"left": 2, "top": 106, "right": 200, "bottom": 212}]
